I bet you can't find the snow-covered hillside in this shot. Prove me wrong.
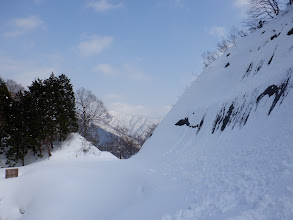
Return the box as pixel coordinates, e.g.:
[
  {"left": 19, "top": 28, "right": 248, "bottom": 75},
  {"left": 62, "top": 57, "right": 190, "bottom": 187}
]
[
  {"left": 137, "top": 7, "right": 293, "bottom": 219},
  {"left": 99, "top": 111, "right": 160, "bottom": 139},
  {"left": 1, "top": 7, "right": 293, "bottom": 220}
]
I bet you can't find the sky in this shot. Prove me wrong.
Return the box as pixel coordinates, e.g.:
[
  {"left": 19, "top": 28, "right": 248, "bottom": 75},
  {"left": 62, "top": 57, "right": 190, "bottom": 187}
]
[{"left": 0, "top": 0, "right": 249, "bottom": 118}]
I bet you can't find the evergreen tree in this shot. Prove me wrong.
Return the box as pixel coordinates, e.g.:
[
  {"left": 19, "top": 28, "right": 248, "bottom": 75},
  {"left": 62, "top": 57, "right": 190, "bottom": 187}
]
[
  {"left": 56, "top": 74, "right": 78, "bottom": 140},
  {"left": 28, "top": 78, "right": 49, "bottom": 156},
  {"left": 6, "top": 92, "right": 37, "bottom": 166},
  {"left": 3, "top": 73, "right": 78, "bottom": 165},
  {"left": 0, "top": 77, "right": 13, "bottom": 151}
]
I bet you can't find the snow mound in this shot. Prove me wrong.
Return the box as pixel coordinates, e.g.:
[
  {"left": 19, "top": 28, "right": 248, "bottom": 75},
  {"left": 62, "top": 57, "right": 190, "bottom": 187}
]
[{"left": 51, "top": 133, "right": 116, "bottom": 161}]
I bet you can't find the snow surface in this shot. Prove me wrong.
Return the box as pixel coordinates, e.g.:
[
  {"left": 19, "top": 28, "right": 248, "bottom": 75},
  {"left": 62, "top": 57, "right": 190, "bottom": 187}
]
[{"left": 1, "top": 7, "right": 293, "bottom": 220}]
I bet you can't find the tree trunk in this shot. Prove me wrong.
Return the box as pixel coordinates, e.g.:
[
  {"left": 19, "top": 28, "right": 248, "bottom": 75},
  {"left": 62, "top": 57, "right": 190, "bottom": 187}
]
[
  {"left": 38, "top": 145, "right": 42, "bottom": 157},
  {"left": 50, "top": 135, "right": 54, "bottom": 149},
  {"left": 47, "top": 144, "right": 52, "bottom": 157}
]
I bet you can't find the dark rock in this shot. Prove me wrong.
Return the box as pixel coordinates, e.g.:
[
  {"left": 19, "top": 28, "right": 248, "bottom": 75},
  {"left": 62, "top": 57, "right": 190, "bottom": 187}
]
[
  {"left": 268, "top": 53, "right": 274, "bottom": 65},
  {"left": 271, "top": 33, "right": 280, "bottom": 40},
  {"left": 243, "top": 62, "right": 253, "bottom": 79},
  {"left": 175, "top": 115, "right": 205, "bottom": 134},
  {"left": 254, "top": 60, "right": 264, "bottom": 74},
  {"left": 257, "top": 70, "right": 291, "bottom": 115},
  {"left": 175, "top": 118, "right": 190, "bottom": 126}
]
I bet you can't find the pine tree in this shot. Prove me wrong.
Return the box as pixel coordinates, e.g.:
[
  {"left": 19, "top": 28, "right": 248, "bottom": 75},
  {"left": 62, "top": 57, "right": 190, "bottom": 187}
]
[
  {"left": 28, "top": 78, "right": 49, "bottom": 156},
  {"left": 6, "top": 92, "right": 36, "bottom": 166},
  {"left": 56, "top": 74, "right": 78, "bottom": 140},
  {"left": 0, "top": 78, "right": 13, "bottom": 151},
  {"left": 3, "top": 73, "right": 78, "bottom": 164}
]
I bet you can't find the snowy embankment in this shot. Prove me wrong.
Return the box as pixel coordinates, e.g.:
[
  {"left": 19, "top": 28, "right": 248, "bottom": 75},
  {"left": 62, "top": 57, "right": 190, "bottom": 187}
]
[
  {"left": 1, "top": 6, "right": 293, "bottom": 220},
  {"left": 0, "top": 134, "right": 185, "bottom": 220}
]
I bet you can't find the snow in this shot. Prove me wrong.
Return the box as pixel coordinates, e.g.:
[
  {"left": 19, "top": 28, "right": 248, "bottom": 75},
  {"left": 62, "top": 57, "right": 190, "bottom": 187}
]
[
  {"left": 1, "top": 7, "right": 293, "bottom": 220},
  {"left": 50, "top": 133, "right": 116, "bottom": 161}
]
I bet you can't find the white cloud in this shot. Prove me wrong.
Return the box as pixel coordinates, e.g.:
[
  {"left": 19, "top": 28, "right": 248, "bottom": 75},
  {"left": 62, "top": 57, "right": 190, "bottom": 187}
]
[
  {"left": 108, "top": 102, "right": 145, "bottom": 116},
  {"left": 234, "top": 0, "right": 250, "bottom": 17},
  {"left": 105, "top": 93, "right": 123, "bottom": 99},
  {"left": 0, "top": 54, "right": 55, "bottom": 86},
  {"left": 86, "top": 0, "right": 122, "bottom": 12},
  {"left": 108, "top": 102, "right": 171, "bottom": 117},
  {"left": 3, "top": 15, "right": 44, "bottom": 37},
  {"left": 124, "top": 63, "right": 151, "bottom": 81},
  {"left": 209, "top": 26, "right": 227, "bottom": 38},
  {"left": 77, "top": 35, "right": 113, "bottom": 56},
  {"left": 92, "top": 62, "right": 151, "bottom": 81},
  {"left": 93, "top": 63, "right": 120, "bottom": 76},
  {"left": 128, "top": 72, "right": 149, "bottom": 81},
  {"left": 234, "top": 0, "right": 250, "bottom": 8}
]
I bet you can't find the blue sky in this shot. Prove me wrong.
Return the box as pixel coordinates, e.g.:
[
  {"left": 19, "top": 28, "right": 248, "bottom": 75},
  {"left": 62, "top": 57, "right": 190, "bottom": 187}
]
[{"left": 0, "top": 0, "right": 249, "bottom": 117}]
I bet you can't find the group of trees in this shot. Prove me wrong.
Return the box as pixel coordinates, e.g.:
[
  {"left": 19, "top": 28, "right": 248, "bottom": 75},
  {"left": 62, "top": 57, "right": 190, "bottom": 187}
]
[
  {"left": 102, "top": 123, "right": 157, "bottom": 159},
  {"left": 202, "top": 26, "right": 247, "bottom": 67},
  {"left": 1, "top": 74, "right": 156, "bottom": 165},
  {"left": 244, "top": 0, "right": 289, "bottom": 30},
  {"left": 202, "top": 0, "right": 292, "bottom": 67},
  {"left": 75, "top": 87, "right": 109, "bottom": 140},
  {"left": 0, "top": 73, "right": 77, "bottom": 166}
]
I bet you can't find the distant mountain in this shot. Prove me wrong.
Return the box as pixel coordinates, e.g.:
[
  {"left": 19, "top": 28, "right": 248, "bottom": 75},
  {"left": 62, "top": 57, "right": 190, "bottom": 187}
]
[
  {"left": 96, "top": 111, "right": 160, "bottom": 141},
  {"left": 87, "top": 111, "right": 160, "bottom": 158}
]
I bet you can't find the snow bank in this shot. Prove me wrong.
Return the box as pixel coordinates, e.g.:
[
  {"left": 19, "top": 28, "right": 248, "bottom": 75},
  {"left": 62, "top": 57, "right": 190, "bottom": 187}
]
[{"left": 50, "top": 133, "right": 116, "bottom": 161}]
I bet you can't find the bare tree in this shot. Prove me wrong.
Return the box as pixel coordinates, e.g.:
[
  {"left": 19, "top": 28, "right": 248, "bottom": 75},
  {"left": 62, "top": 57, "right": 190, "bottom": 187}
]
[
  {"left": 202, "top": 26, "right": 248, "bottom": 68},
  {"left": 75, "top": 87, "right": 109, "bottom": 139},
  {"left": 227, "top": 26, "right": 248, "bottom": 46},
  {"left": 113, "top": 125, "right": 140, "bottom": 158},
  {"left": 217, "top": 38, "right": 230, "bottom": 53},
  {"left": 245, "top": 0, "right": 281, "bottom": 30},
  {"left": 138, "top": 123, "right": 158, "bottom": 145},
  {"left": 202, "top": 51, "right": 219, "bottom": 68},
  {"left": 5, "top": 79, "right": 25, "bottom": 100}
]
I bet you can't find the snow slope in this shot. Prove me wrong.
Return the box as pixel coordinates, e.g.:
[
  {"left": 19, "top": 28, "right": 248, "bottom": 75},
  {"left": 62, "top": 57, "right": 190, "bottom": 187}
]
[
  {"left": 1, "top": 7, "right": 293, "bottom": 220},
  {"left": 137, "top": 8, "right": 293, "bottom": 219}
]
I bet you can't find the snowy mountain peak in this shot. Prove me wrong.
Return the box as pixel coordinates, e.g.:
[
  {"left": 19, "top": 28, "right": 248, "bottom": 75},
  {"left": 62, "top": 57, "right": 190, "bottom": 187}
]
[{"left": 102, "top": 110, "right": 160, "bottom": 139}]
